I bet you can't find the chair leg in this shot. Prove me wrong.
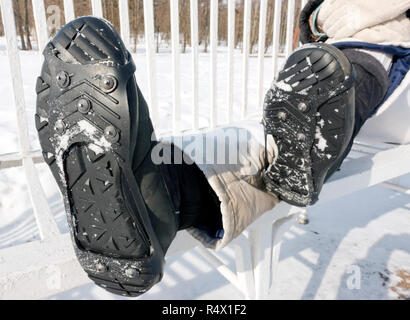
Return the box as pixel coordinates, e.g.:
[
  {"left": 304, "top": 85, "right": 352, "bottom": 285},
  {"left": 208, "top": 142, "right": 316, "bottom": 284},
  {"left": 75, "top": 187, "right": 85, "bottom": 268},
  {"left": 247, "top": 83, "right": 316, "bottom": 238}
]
[
  {"left": 248, "top": 223, "right": 273, "bottom": 299},
  {"left": 270, "top": 215, "right": 297, "bottom": 285},
  {"left": 248, "top": 211, "right": 296, "bottom": 299},
  {"left": 233, "top": 234, "right": 256, "bottom": 299}
]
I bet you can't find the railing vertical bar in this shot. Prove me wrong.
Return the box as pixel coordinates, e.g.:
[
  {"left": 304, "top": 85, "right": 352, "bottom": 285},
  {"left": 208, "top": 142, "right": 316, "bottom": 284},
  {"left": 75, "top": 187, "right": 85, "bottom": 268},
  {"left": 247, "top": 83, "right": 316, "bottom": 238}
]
[
  {"left": 170, "top": 0, "right": 181, "bottom": 132},
  {"left": 143, "top": 0, "right": 159, "bottom": 127},
  {"left": 63, "top": 0, "right": 75, "bottom": 22},
  {"left": 2, "top": 2, "right": 31, "bottom": 154},
  {"left": 210, "top": 0, "right": 218, "bottom": 128},
  {"left": 190, "top": 0, "right": 199, "bottom": 130},
  {"left": 272, "top": 0, "right": 282, "bottom": 79},
  {"left": 119, "top": 0, "right": 131, "bottom": 50},
  {"left": 0, "top": 0, "right": 59, "bottom": 240},
  {"left": 256, "top": 0, "right": 268, "bottom": 109},
  {"left": 91, "top": 0, "right": 103, "bottom": 18},
  {"left": 241, "top": 0, "right": 251, "bottom": 119},
  {"left": 285, "top": 0, "right": 296, "bottom": 58},
  {"left": 227, "top": 0, "right": 235, "bottom": 124},
  {"left": 299, "top": 0, "right": 308, "bottom": 49},
  {"left": 31, "top": 0, "right": 49, "bottom": 52}
]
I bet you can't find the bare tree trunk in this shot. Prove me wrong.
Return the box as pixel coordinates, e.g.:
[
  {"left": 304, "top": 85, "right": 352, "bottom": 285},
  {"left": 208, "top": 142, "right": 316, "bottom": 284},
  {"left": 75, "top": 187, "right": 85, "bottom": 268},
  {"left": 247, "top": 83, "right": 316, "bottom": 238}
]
[
  {"left": 156, "top": 28, "right": 160, "bottom": 53},
  {"left": 14, "top": 1, "right": 27, "bottom": 50},
  {"left": 23, "top": 0, "right": 32, "bottom": 50},
  {"left": 250, "top": 1, "right": 259, "bottom": 53},
  {"left": 130, "top": 0, "right": 144, "bottom": 53},
  {"left": 179, "top": 0, "right": 190, "bottom": 53},
  {"left": 183, "top": 36, "right": 187, "bottom": 53},
  {"left": 202, "top": 0, "right": 210, "bottom": 52},
  {"left": 265, "top": 0, "right": 274, "bottom": 54},
  {"left": 153, "top": 0, "right": 170, "bottom": 52},
  {"left": 234, "top": 4, "right": 243, "bottom": 49},
  {"left": 74, "top": 0, "right": 92, "bottom": 18}
]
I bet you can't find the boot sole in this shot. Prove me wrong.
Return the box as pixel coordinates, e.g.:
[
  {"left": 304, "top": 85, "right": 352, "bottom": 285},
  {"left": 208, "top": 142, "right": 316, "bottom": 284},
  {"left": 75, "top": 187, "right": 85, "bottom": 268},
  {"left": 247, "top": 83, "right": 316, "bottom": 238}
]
[
  {"left": 35, "top": 16, "right": 164, "bottom": 297},
  {"left": 263, "top": 43, "right": 355, "bottom": 207}
]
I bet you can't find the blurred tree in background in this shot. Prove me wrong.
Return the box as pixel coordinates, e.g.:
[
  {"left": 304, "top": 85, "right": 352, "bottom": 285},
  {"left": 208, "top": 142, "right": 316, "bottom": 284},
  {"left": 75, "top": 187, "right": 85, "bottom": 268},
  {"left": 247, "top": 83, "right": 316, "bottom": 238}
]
[{"left": 0, "top": 0, "right": 302, "bottom": 53}]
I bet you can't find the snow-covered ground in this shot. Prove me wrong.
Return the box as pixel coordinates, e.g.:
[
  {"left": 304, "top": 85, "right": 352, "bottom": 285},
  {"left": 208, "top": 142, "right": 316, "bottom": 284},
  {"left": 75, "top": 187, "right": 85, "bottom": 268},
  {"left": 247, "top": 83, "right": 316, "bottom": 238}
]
[{"left": 0, "top": 45, "right": 409, "bottom": 300}]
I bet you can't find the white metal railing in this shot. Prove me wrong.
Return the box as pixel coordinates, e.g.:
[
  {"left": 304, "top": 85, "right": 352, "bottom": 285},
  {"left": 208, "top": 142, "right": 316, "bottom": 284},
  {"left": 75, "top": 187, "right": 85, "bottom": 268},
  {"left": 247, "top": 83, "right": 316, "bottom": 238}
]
[
  {"left": 63, "top": 0, "right": 75, "bottom": 23},
  {"left": 257, "top": 0, "right": 268, "bottom": 109},
  {"left": 170, "top": 0, "right": 181, "bottom": 132},
  {"left": 227, "top": 0, "right": 235, "bottom": 124},
  {"left": 91, "top": 0, "right": 104, "bottom": 18},
  {"left": 1, "top": 0, "right": 59, "bottom": 243},
  {"left": 190, "top": 0, "right": 199, "bottom": 129},
  {"left": 143, "top": 0, "right": 158, "bottom": 126},
  {"left": 272, "top": 0, "right": 283, "bottom": 77},
  {"left": 210, "top": 0, "right": 218, "bottom": 127},
  {"left": 0, "top": 0, "right": 301, "bottom": 298}
]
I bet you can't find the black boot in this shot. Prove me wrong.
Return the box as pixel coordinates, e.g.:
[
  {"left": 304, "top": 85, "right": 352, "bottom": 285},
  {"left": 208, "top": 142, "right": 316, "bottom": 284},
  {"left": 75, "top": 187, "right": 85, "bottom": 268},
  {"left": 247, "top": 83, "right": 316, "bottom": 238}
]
[
  {"left": 330, "top": 48, "right": 390, "bottom": 168},
  {"left": 262, "top": 43, "right": 356, "bottom": 207},
  {"left": 35, "top": 17, "right": 179, "bottom": 296}
]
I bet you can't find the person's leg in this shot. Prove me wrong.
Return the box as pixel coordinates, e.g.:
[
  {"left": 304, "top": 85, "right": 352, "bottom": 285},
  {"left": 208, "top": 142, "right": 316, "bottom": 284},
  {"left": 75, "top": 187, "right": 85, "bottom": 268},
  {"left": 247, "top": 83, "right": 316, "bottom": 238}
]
[{"left": 161, "top": 144, "right": 223, "bottom": 234}]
